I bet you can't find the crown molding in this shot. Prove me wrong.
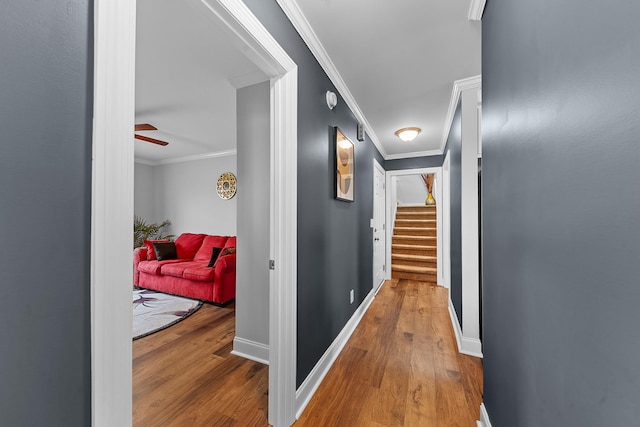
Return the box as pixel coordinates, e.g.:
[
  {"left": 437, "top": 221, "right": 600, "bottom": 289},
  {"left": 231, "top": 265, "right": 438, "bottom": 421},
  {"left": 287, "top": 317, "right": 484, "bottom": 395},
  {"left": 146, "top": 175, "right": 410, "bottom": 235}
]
[
  {"left": 385, "top": 149, "right": 445, "bottom": 161},
  {"left": 229, "top": 70, "right": 269, "bottom": 89},
  {"left": 468, "top": 0, "right": 487, "bottom": 21},
  {"left": 275, "top": 0, "right": 387, "bottom": 158},
  {"left": 440, "top": 75, "right": 481, "bottom": 152},
  {"left": 135, "top": 149, "right": 237, "bottom": 166}
]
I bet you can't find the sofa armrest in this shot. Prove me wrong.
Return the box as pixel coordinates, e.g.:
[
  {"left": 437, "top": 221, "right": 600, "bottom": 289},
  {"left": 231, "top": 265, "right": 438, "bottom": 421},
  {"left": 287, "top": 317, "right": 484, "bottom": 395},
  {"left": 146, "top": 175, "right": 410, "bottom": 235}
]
[
  {"left": 214, "top": 254, "right": 236, "bottom": 277},
  {"left": 213, "top": 254, "right": 236, "bottom": 301},
  {"left": 134, "top": 247, "right": 148, "bottom": 264},
  {"left": 133, "top": 247, "right": 147, "bottom": 285}
]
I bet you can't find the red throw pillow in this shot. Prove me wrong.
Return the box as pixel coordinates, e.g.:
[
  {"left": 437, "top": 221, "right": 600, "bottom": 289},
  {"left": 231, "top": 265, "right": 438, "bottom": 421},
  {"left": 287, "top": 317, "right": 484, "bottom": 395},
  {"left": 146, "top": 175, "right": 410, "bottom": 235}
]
[{"left": 144, "top": 239, "right": 170, "bottom": 261}]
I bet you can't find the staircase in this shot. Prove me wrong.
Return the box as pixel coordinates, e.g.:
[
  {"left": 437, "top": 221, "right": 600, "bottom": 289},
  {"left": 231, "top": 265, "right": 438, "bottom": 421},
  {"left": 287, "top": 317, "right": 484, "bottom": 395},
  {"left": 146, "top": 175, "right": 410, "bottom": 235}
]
[{"left": 391, "top": 205, "right": 437, "bottom": 283}]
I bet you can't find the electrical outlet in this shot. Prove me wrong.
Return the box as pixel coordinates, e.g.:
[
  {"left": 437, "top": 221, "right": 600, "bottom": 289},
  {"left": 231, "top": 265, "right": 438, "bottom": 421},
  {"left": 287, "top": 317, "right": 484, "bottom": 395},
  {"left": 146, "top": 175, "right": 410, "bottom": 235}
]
[{"left": 350, "top": 289, "right": 355, "bottom": 304}]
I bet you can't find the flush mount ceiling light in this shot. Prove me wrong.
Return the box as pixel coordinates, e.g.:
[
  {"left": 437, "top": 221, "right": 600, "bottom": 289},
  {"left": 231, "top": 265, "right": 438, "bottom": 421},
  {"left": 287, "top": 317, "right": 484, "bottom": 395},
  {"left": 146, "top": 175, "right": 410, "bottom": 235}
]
[{"left": 394, "top": 127, "right": 421, "bottom": 142}]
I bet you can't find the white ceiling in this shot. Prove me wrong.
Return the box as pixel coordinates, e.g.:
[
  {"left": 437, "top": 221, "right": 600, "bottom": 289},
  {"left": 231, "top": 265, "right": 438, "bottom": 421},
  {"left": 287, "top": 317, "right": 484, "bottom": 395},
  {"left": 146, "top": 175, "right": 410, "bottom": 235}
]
[
  {"left": 135, "top": 0, "right": 267, "bottom": 164},
  {"left": 284, "top": 0, "right": 481, "bottom": 158},
  {"left": 136, "top": 0, "right": 480, "bottom": 163}
]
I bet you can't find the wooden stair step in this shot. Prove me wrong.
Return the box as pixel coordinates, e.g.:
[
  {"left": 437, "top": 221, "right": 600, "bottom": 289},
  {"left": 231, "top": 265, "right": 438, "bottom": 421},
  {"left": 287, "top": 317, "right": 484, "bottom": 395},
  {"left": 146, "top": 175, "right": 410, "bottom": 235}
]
[
  {"left": 392, "top": 264, "right": 437, "bottom": 274},
  {"left": 394, "top": 227, "right": 436, "bottom": 236},
  {"left": 396, "top": 205, "right": 436, "bottom": 212},
  {"left": 395, "top": 212, "right": 436, "bottom": 220},
  {"left": 391, "top": 268, "right": 438, "bottom": 283},
  {"left": 393, "top": 235, "right": 436, "bottom": 245},
  {"left": 392, "top": 253, "right": 437, "bottom": 267},
  {"left": 392, "top": 244, "right": 437, "bottom": 256},
  {"left": 395, "top": 219, "right": 437, "bottom": 228},
  {"left": 392, "top": 272, "right": 437, "bottom": 283}
]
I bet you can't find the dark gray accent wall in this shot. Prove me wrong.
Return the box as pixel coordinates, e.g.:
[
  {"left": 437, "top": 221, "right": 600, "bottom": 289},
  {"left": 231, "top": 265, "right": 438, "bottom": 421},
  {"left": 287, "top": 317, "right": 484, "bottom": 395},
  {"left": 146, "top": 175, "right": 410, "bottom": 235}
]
[
  {"left": 445, "top": 101, "right": 463, "bottom": 326},
  {"left": 242, "top": 0, "right": 385, "bottom": 387},
  {"left": 483, "top": 0, "right": 640, "bottom": 425},
  {"left": 0, "top": 1, "right": 93, "bottom": 425},
  {"left": 385, "top": 154, "right": 443, "bottom": 171}
]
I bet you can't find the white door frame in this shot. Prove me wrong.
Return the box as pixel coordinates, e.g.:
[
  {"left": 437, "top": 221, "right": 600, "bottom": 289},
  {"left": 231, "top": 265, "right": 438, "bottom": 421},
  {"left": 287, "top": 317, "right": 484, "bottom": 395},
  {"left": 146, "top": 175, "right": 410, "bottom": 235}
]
[
  {"left": 91, "top": 1, "right": 298, "bottom": 426},
  {"left": 372, "top": 158, "right": 386, "bottom": 292},
  {"left": 442, "top": 152, "right": 451, "bottom": 289},
  {"left": 385, "top": 167, "right": 443, "bottom": 285}
]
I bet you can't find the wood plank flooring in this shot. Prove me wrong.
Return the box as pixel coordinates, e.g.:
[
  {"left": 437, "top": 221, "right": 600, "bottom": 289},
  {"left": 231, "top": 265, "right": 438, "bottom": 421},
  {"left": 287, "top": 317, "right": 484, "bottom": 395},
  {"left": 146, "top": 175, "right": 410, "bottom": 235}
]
[
  {"left": 133, "top": 279, "right": 482, "bottom": 426},
  {"left": 133, "top": 302, "right": 269, "bottom": 426},
  {"left": 295, "top": 279, "right": 483, "bottom": 427}
]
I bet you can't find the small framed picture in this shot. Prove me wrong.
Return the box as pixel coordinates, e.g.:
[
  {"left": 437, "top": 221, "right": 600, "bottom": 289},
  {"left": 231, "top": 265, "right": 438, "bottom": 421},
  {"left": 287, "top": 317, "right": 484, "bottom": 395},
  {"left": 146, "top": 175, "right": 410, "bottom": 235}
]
[{"left": 335, "top": 127, "right": 355, "bottom": 202}]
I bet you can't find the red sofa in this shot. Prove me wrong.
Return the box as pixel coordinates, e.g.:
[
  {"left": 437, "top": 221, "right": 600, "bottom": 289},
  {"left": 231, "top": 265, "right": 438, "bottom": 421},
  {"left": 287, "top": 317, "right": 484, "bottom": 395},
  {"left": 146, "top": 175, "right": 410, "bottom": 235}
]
[{"left": 134, "top": 233, "right": 236, "bottom": 305}]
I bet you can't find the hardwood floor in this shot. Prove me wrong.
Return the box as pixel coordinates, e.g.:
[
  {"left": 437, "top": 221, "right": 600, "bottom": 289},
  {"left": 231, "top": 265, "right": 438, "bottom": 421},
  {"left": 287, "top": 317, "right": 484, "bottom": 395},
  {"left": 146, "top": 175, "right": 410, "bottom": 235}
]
[
  {"left": 133, "top": 302, "right": 269, "bottom": 426},
  {"left": 133, "top": 279, "right": 482, "bottom": 426},
  {"left": 295, "top": 279, "right": 483, "bottom": 427}
]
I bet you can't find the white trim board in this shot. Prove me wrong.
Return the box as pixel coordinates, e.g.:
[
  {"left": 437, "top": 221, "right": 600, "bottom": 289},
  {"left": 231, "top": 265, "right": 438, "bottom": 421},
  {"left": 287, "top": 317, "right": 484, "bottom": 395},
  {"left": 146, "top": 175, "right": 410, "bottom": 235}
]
[
  {"left": 440, "top": 75, "right": 482, "bottom": 153},
  {"left": 448, "top": 298, "right": 483, "bottom": 358},
  {"left": 232, "top": 337, "right": 269, "bottom": 365},
  {"left": 296, "top": 287, "right": 376, "bottom": 419},
  {"left": 135, "top": 149, "right": 237, "bottom": 166},
  {"left": 91, "top": 1, "right": 136, "bottom": 425},
  {"left": 477, "top": 403, "right": 493, "bottom": 427},
  {"left": 275, "top": 0, "right": 385, "bottom": 158},
  {"left": 468, "top": 0, "right": 487, "bottom": 21},
  {"left": 385, "top": 148, "right": 444, "bottom": 161},
  {"left": 92, "top": 1, "right": 298, "bottom": 426}
]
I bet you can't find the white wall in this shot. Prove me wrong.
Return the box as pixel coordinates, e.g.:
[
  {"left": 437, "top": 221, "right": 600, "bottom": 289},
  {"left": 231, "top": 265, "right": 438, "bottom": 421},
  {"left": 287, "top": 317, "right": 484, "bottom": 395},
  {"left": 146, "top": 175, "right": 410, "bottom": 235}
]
[
  {"left": 235, "top": 81, "right": 270, "bottom": 357},
  {"left": 396, "top": 174, "right": 428, "bottom": 205},
  {"left": 149, "top": 156, "right": 237, "bottom": 236},
  {"left": 134, "top": 162, "right": 158, "bottom": 223}
]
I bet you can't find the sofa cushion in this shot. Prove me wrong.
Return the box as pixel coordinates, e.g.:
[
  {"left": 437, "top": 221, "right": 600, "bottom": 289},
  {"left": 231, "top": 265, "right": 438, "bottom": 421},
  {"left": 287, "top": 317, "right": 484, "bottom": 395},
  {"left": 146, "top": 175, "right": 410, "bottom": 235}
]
[
  {"left": 207, "top": 247, "right": 224, "bottom": 268},
  {"left": 138, "top": 259, "right": 185, "bottom": 275},
  {"left": 193, "top": 235, "right": 228, "bottom": 262},
  {"left": 174, "top": 233, "right": 207, "bottom": 259},
  {"left": 144, "top": 239, "right": 170, "bottom": 260},
  {"left": 160, "top": 261, "right": 202, "bottom": 278},
  {"left": 183, "top": 265, "right": 216, "bottom": 282},
  {"left": 153, "top": 241, "right": 177, "bottom": 261}
]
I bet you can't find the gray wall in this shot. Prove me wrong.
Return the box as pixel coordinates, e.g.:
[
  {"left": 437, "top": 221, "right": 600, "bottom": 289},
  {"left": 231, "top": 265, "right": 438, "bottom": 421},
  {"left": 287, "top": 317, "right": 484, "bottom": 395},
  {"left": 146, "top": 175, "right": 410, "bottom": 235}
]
[
  {"left": 396, "top": 175, "right": 428, "bottom": 205},
  {"left": 134, "top": 162, "right": 158, "bottom": 223},
  {"left": 444, "top": 101, "right": 463, "bottom": 326},
  {"left": 0, "top": 1, "right": 92, "bottom": 425},
  {"left": 242, "top": 0, "right": 385, "bottom": 387},
  {"left": 152, "top": 156, "right": 237, "bottom": 236},
  {"left": 482, "top": 0, "right": 640, "bottom": 425},
  {"left": 385, "top": 154, "right": 443, "bottom": 171},
  {"left": 236, "top": 81, "right": 270, "bottom": 348}
]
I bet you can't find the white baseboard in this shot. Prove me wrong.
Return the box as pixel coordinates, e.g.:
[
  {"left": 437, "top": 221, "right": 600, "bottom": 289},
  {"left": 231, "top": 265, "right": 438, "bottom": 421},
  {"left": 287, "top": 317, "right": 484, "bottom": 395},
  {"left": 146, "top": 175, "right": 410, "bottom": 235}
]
[
  {"left": 448, "top": 299, "right": 483, "bottom": 358},
  {"left": 477, "top": 403, "right": 492, "bottom": 427},
  {"left": 231, "top": 337, "right": 269, "bottom": 365},
  {"left": 295, "top": 287, "right": 377, "bottom": 418}
]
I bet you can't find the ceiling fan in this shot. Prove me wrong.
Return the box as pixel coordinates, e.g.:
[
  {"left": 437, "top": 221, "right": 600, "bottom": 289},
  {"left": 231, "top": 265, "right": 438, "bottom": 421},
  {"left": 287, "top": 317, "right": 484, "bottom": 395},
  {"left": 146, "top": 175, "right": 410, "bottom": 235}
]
[{"left": 134, "top": 124, "right": 169, "bottom": 146}]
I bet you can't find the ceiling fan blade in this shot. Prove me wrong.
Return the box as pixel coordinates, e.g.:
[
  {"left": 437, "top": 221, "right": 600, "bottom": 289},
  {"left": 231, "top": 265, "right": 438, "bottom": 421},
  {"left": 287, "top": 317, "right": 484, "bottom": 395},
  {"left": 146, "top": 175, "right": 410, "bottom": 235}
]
[
  {"left": 134, "top": 123, "right": 158, "bottom": 131},
  {"left": 135, "top": 134, "right": 169, "bottom": 146}
]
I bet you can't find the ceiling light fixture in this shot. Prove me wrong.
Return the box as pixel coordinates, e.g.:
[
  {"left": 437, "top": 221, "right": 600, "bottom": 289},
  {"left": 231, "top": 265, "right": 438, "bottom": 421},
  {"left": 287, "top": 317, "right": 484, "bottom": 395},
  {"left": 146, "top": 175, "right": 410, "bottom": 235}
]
[{"left": 394, "top": 127, "right": 421, "bottom": 142}]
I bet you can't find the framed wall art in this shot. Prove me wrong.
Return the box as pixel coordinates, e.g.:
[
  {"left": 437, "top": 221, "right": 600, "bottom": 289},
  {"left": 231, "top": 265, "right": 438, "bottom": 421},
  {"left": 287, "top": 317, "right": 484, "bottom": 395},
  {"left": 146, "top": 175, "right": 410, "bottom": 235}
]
[{"left": 335, "top": 127, "right": 355, "bottom": 202}]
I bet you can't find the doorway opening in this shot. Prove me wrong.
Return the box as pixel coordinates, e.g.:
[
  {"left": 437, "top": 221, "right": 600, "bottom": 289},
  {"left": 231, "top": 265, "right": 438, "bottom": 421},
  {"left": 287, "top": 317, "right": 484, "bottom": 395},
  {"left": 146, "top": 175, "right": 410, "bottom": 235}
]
[
  {"left": 385, "top": 167, "right": 444, "bottom": 287},
  {"left": 92, "top": 1, "right": 298, "bottom": 425}
]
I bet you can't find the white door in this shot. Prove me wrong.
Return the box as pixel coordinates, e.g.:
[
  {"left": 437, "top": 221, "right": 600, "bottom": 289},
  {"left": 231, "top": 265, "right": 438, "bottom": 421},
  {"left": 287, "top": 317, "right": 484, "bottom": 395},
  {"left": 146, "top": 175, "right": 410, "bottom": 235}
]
[{"left": 373, "top": 160, "right": 386, "bottom": 290}]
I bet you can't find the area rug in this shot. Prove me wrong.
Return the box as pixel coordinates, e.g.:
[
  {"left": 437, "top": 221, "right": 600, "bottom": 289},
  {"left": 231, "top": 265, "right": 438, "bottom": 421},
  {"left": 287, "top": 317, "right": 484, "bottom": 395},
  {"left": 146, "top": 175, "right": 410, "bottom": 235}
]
[{"left": 133, "top": 289, "right": 202, "bottom": 340}]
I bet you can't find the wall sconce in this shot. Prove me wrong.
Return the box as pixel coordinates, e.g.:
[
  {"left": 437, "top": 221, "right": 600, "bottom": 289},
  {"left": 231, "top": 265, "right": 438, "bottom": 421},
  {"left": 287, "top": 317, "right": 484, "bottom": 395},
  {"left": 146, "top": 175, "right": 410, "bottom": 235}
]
[
  {"left": 326, "top": 91, "right": 337, "bottom": 110},
  {"left": 394, "top": 127, "right": 421, "bottom": 142}
]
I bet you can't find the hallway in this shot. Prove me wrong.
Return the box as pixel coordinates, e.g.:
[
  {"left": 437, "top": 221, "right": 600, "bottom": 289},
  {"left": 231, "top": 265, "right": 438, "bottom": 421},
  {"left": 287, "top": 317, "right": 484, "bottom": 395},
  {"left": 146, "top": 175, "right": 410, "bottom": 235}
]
[{"left": 296, "top": 279, "right": 483, "bottom": 426}]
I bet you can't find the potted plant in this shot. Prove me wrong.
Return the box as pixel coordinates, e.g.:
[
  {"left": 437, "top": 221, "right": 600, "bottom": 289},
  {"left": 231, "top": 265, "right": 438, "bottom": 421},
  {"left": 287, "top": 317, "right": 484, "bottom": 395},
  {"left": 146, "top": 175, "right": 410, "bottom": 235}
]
[{"left": 133, "top": 216, "right": 174, "bottom": 249}]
